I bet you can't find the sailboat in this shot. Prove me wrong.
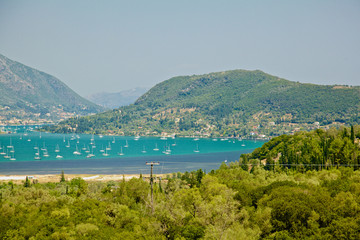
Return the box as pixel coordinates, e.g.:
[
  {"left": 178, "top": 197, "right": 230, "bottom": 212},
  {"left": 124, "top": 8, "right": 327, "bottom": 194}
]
[
  {"left": 90, "top": 134, "right": 95, "bottom": 145},
  {"left": 160, "top": 136, "right": 167, "bottom": 140},
  {"left": 141, "top": 146, "right": 147, "bottom": 153},
  {"left": 171, "top": 141, "right": 177, "bottom": 146},
  {"left": 4, "top": 149, "right": 10, "bottom": 159},
  {"left": 63, "top": 136, "right": 66, "bottom": 143},
  {"left": 73, "top": 145, "right": 81, "bottom": 155},
  {"left": 41, "top": 142, "right": 47, "bottom": 151},
  {"left": 85, "top": 146, "right": 90, "bottom": 153},
  {"left": 112, "top": 137, "right": 115, "bottom": 144},
  {"left": 10, "top": 151, "right": 16, "bottom": 161},
  {"left": 124, "top": 140, "right": 129, "bottom": 148},
  {"left": 34, "top": 149, "right": 41, "bottom": 160},
  {"left": 153, "top": 143, "right": 159, "bottom": 151},
  {"left": 118, "top": 146, "right": 124, "bottom": 156},
  {"left": 102, "top": 148, "right": 109, "bottom": 156},
  {"left": 55, "top": 144, "right": 60, "bottom": 153},
  {"left": 100, "top": 145, "right": 105, "bottom": 153},
  {"left": 134, "top": 135, "right": 140, "bottom": 141},
  {"left": 82, "top": 144, "right": 87, "bottom": 151},
  {"left": 43, "top": 149, "right": 49, "bottom": 157},
  {"left": 87, "top": 147, "right": 95, "bottom": 158},
  {"left": 194, "top": 144, "right": 200, "bottom": 153},
  {"left": 56, "top": 154, "right": 63, "bottom": 159},
  {"left": 66, "top": 140, "right": 70, "bottom": 148},
  {"left": 106, "top": 142, "right": 111, "bottom": 151}
]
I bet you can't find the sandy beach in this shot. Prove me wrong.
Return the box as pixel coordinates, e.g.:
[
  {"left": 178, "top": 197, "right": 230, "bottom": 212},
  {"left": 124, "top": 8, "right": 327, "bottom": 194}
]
[{"left": 0, "top": 173, "right": 166, "bottom": 184}]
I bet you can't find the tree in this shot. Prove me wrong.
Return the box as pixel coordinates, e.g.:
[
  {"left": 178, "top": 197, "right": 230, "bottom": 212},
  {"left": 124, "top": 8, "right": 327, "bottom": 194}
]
[
  {"left": 24, "top": 176, "right": 31, "bottom": 188},
  {"left": 60, "top": 170, "right": 66, "bottom": 182}
]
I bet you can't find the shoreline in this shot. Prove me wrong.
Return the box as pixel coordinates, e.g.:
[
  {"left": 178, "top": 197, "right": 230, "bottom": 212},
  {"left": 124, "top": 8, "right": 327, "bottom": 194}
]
[{"left": 0, "top": 173, "right": 166, "bottom": 183}]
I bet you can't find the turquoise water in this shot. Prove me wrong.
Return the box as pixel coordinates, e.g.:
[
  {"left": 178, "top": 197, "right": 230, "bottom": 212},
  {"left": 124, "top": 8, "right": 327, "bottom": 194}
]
[{"left": 0, "top": 126, "right": 266, "bottom": 174}]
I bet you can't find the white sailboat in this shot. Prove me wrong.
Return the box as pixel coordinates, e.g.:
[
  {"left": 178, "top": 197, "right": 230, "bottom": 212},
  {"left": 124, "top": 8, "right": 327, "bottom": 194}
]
[
  {"left": 118, "top": 146, "right": 124, "bottom": 156},
  {"left": 66, "top": 140, "right": 70, "bottom": 148},
  {"left": 34, "top": 149, "right": 41, "bottom": 160},
  {"left": 141, "top": 146, "right": 147, "bottom": 153},
  {"left": 55, "top": 144, "right": 60, "bottom": 153},
  {"left": 73, "top": 145, "right": 81, "bottom": 155},
  {"left": 112, "top": 137, "right": 115, "bottom": 144},
  {"left": 124, "top": 140, "right": 129, "bottom": 148},
  {"left": 194, "top": 144, "right": 200, "bottom": 153},
  {"left": 102, "top": 148, "right": 109, "bottom": 156},
  {"left": 10, "top": 151, "right": 16, "bottom": 161},
  {"left": 106, "top": 142, "right": 111, "bottom": 151},
  {"left": 56, "top": 155, "right": 63, "bottom": 159},
  {"left": 153, "top": 143, "right": 159, "bottom": 151}
]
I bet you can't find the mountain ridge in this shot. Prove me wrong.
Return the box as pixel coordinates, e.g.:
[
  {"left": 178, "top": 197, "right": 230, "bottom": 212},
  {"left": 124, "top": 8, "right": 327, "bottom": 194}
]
[
  {"left": 0, "top": 54, "right": 104, "bottom": 124},
  {"left": 44, "top": 69, "right": 360, "bottom": 137}
]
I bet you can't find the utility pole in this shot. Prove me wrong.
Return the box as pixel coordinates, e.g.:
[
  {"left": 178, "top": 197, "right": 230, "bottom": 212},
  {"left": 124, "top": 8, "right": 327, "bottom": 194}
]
[{"left": 146, "top": 161, "right": 160, "bottom": 213}]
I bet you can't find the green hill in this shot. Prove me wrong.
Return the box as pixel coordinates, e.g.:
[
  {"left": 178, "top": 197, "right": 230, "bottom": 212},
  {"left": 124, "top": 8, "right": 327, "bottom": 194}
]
[
  {"left": 0, "top": 54, "right": 104, "bottom": 123},
  {"left": 45, "top": 70, "right": 360, "bottom": 136},
  {"left": 241, "top": 125, "right": 360, "bottom": 172}
]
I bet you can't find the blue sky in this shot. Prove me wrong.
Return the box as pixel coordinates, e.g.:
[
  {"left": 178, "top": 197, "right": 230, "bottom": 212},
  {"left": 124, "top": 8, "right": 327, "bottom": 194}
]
[{"left": 0, "top": 0, "right": 359, "bottom": 96}]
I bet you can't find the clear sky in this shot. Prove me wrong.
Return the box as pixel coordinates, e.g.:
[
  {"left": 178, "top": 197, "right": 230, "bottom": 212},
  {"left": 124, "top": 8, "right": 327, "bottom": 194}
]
[{"left": 0, "top": 0, "right": 359, "bottom": 96}]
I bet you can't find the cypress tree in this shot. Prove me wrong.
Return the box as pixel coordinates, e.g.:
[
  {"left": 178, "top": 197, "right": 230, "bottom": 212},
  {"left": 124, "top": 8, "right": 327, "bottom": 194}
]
[
  {"left": 350, "top": 125, "right": 355, "bottom": 143},
  {"left": 60, "top": 170, "right": 66, "bottom": 182},
  {"left": 24, "top": 176, "right": 30, "bottom": 188}
]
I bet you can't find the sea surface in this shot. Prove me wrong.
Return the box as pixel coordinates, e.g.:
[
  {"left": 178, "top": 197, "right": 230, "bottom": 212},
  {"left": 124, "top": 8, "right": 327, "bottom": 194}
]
[{"left": 0, "top": 126, "right": 266, "bottom": 175}]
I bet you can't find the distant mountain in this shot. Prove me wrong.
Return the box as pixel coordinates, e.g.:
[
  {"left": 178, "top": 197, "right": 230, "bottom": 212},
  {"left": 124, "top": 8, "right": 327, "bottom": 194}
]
[
  {"left": 86, "top": 87, "right": 148, "bottom": 109},
  {"left": 0, "top": 54, "right": 104, "bottom": 124},
  {"left": 45, "top": 70, "right": 360, "bottom": 137}
]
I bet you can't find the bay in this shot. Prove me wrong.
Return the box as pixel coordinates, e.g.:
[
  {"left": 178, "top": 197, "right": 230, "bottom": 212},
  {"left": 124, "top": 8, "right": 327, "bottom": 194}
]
[{"left": 0, "top": 126, "right": 266, "bottom": 174}]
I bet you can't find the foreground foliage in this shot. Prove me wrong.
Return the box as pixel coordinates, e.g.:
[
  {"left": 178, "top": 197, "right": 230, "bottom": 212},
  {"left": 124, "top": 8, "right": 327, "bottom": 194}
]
[{"left": 1, "top": 166, "right": 360, "bottom": 239}]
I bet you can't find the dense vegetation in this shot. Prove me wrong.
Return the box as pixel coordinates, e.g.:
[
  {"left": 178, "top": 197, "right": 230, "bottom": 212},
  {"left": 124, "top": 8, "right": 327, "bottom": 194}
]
[
  {"left": 45, "top": 70, "right": 360, "bottom": 137},
  {"left": 0, "top": 54, "right": 104, "bottom": 122},
  {"left": 242, "top": 125, "right": 360, "bottom": 172},
  {"left": 1, "top": 126, "right": 360, "bottom": 239}
]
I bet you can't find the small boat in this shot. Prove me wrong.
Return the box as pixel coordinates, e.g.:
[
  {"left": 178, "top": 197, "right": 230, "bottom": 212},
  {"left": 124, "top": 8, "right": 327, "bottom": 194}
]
[
  {"left": 43, "top": 150, "right": 49, "bottom": 157},
  {"left": 212, "top": 138, "right": 218, "bottom": 141},
  {"left": 112, "top": 137, "right": 115, "bottom": 144},
  {"left": 153, "top": 143, "right": 159, "bottom": 151},
  {"left": 118, "top": 146, "right": 124, "bottom": 156},
  {"left": 73, "top": 145, "right": 81, "bottom": 155},
  {"left": 102, "top": 148, "right": 109, "bottom": 156},
  {"left": 100, "top": 145, "right": 105, "bottom": 153},
  {"left": 241, "top": 143, "right": 245, "bottom": 147},
  {"left": 193, "top": 137, "right": 199, "bottom": 141},
  {"left": 106, "top": 142, "right": 111, "bottom": 151},
  {"left": 85, "top": 146, "right": 90, "bottom": 153},
  {"left": 134, "top": 135, "right": 140, "bottom": 141},
  {"left": 55, "top": 144, "right": 60, "bottom": 153},
  {"left": 66, "top": 140, "right": 70, "bottom": 148},
  {"left": 194, "top": 144, "right": 200, "bottom": 153},
  {"left": 99, "top": 134, "right": 103, "bottom": 138},
  {"left": 124, "top": 140, "right": 129, "bottom": 148},
  {"left": 56, "top": 155, "right": 63, "bottom": 159},
  {"left": 160, "top": 136, "right": 167, "bottom": 140},
  {"left": 141, "top": 146, "right": 147, "bottom": 153},
  {"left": 171, "top": 141, "right": 177, "bottom": 146},
  {"left": 10, "top": 151, "right": 16, "bottom": 161}
]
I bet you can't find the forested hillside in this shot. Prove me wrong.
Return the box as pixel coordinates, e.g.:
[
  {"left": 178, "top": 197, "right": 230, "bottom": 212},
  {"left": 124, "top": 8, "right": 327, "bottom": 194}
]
[
  {"left": 0, "top": 54, "right": 104, "bottom": 124},
  {"left": 1, "top": 126, "right": 360, "bottom": 239},
  {"left": 45, "top": 70, "right": 360, "bottom": 137},
  {"left": 1, "top": 167, "right": 359, "bottom": 239},
  {"left": 241, "top": 125, "right": 360, "bottom": 172}
]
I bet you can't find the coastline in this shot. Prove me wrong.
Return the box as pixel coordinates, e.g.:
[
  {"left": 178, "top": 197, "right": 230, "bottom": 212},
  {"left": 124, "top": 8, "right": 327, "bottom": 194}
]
[{"left": 0, "top": 173, "right": 165, "bottom": 183}]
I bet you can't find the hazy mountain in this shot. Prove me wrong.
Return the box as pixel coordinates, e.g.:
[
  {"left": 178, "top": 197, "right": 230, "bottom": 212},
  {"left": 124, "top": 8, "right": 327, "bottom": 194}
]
[
  {"left": 0, "top": 54, "right": 104, "bottom": 123},
  {"left": 45, "top": 69, "right": 360, "bottom": 137},
  {"left": 86, "top": 87, "right": 148, "bottom": 109}
]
